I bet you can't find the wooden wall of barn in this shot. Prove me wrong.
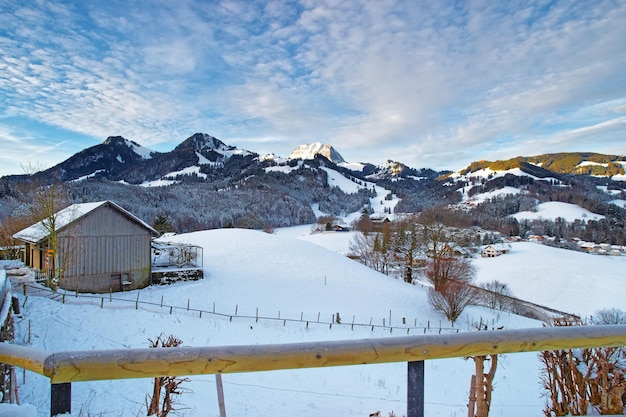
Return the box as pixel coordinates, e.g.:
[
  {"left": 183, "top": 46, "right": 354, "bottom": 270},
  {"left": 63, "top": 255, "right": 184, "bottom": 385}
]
[{"left": 57, "top": 205, "right": 152, "bottom": 293}]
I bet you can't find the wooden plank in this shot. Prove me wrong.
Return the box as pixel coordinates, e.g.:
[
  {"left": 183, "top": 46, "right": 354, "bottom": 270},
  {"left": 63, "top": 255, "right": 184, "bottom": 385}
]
[
  {"left": 216, "top": 373, "right": 227, "bottom": 417},
  {"left": 43, "top": 325, "right": 626, "bottom": 383}
]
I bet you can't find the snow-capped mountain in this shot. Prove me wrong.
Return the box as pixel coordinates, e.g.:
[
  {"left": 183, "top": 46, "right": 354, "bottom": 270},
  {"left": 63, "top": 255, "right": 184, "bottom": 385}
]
[
  {"left": 13, "top": 133, "right": 258, "bottom": 184},
  {"left": 288, "top": 142, "right": 346, "bottom": 163},
  {"left": 174, "top": 133, "right": 228, "bottom": 152},
  {"left": 0, "top": 136, "right": 623, "bottom": 244},
  {"left": 174, "top": 133, "right": 253, "bottom": 160},
  {"left": 24, "top": 136, "right": 156, "bottom": 182}
]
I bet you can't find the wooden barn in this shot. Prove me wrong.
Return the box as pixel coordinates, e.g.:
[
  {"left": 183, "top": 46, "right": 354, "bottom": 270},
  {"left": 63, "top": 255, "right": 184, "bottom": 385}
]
[{"left": 13, "top": 200, "right": 159, "bottom": 293}]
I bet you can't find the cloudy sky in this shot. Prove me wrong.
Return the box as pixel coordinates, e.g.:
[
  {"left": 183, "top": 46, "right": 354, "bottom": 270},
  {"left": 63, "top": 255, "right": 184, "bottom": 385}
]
[{"left": 1, "top": 0, "right": 625, "bottom": 176}]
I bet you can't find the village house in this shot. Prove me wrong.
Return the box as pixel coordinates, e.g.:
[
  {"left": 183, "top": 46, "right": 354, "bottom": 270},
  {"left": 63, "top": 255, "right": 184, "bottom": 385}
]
[
  {"left": 13, "top": 200, "right": 159, "bottom": 293},
  {"left": 481, "top": 244, "right": 511, "bottom": 258}
]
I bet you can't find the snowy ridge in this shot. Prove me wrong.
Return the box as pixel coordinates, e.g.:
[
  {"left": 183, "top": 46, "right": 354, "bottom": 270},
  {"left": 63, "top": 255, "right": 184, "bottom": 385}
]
[
  {"left": 176, "top": 133, "right": 254, "bottom": 160},
  {"left": 126, "top": 138, "right": 154, "bottom": 159},
  {"left": 104, "top": 136, "right": 154, "bottom": 159}
]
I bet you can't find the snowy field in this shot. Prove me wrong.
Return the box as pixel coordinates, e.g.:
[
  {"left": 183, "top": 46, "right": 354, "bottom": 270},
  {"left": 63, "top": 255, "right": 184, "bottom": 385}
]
[
  {"left": 5, "top": 225, "right": 626, "bottom": 417},
  {"left": 511, "top": 201, "right": 605, "bottom": 222}
]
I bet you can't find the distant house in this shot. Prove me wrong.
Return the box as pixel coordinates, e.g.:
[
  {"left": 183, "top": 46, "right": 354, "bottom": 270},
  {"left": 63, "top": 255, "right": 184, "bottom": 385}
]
[
  {"left": 481, "top": 244, "right": 511, "bottom": 258},
  {"left": 13, "top": 201, "right": 159, "bottom": 293},
  {"left": 370, "top": 216, "right": 391, "bottom": 232}
]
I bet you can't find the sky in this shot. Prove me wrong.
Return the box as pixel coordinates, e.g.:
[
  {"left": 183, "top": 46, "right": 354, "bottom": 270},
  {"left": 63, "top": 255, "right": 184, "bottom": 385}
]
[{"left": 0, "top": 0, "right": 625, "bottom": 177}]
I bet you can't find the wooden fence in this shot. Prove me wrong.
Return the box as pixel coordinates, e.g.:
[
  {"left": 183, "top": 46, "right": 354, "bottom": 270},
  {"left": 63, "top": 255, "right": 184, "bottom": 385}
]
[{"left": 0, "top": 324, "right": 625, "bottom": 417}]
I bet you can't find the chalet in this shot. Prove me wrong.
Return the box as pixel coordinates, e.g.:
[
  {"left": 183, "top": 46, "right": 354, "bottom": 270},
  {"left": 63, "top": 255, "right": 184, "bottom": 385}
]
[
  {"left": 426, "top": 242, "right": 472, "bottom": 259},
  {"left": 481, "top": 244, "right": 511, "bottom": 258},
  {"left": 13, "top": 201, "right": 159, "bottom": 293}
]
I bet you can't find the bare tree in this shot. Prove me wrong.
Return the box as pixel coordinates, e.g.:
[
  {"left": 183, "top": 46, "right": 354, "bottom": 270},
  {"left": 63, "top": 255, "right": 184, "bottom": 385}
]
[
  {"left": 147, "top": 334, "right": 189, "bottom": 417},
  {"left": 468, "top": 322, "right": 499, "bottom": 417},
  {"left": 478, "top": 280, "right": 514, "bottom": 311},
  {"left": 425, "top": 254, "right": 475, "bottom": 291},
  {"left": 425, "top": 252, "right": 477, "bottom": 325},
  {"left": 471, "top": 354, "right": 498, "bottom": 417},
  {"left": 392, "top": 217, "right": 422, "bottom": 283},
  {"left": 349, "top": 227, "right": 393, "bottom": 275},
  {"left": 19, "top": 165, "right": 71, "bottom": 289},
  {"left": 0, "top": 215, "right": 31, "bottom": 260},
  {"left": 427, "top": 280, "right": 477, "bottom": 325},
  {"left": 592, "top": 308, "right": 626, "bottom": 325}
]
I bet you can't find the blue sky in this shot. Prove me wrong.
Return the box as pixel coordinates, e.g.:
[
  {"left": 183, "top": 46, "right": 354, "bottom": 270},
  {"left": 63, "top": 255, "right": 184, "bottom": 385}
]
[{"left": 0, "top": 0, "right": 625, "bottom": 177}]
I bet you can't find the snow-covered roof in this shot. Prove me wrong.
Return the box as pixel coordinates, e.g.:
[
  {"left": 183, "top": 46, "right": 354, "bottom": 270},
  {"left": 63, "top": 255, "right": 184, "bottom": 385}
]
[{"left": 13, "top": 200, "right": 158, "bottom": 244}]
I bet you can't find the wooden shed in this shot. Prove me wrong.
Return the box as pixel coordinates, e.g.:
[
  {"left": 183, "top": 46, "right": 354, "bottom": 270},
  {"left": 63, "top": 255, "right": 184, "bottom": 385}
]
[{"left": 13, "top": 201, "right": 159, "bottom": 293}]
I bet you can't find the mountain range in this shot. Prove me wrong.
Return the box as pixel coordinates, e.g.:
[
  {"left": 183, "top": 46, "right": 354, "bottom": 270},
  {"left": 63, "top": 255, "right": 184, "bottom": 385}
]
[
  {"left": 3, "top": 132, "right": 624, "bottom": 185},
  {"left": 0, "top": 133, "right": 624, "bottom": 244}
]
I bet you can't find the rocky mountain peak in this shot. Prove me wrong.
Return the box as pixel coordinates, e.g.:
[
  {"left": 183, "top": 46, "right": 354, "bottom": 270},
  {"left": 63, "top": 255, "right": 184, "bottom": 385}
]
[
  {"left": 103, "top": 136, "right": 128, "bottom": 146},
  {"left": 380, "top": 160, "right": 407, "bottom": 175},
  {"left": 288, "top": 142, "right": 345, "bottom": 163},
  {"left": 175, "top": 133, "right": 227, "bottom": 152}
]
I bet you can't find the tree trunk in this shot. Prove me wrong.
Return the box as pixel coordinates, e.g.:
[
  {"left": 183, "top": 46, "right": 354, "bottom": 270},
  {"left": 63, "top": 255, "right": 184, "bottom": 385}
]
[
  {"left": 473, "top": 354, "right": 497, "bottom": 417},
  {"left": 148, "top": 376, "right": 162, "bottom": 415}
]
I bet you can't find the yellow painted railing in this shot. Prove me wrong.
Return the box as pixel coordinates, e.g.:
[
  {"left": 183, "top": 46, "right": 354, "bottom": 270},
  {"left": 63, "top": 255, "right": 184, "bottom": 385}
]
[{"left": 1, "top": 324, "right": 625, "bottom": 416}]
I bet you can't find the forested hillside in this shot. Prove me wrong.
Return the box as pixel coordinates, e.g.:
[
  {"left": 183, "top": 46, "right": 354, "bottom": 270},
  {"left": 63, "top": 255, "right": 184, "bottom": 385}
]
[{"left": 457, "top": 152, "right": 626, "bottom": 177}]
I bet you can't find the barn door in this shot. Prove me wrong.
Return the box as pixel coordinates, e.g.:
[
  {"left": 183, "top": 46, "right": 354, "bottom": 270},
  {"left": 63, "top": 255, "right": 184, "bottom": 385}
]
[{"left": 110, "top": 274, "right": 122, "bottom": 292}]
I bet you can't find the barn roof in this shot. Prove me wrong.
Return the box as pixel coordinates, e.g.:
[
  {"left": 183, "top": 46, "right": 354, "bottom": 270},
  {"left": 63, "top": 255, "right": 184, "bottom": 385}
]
[{"left": 13, "top": 200, "right": 159, "bottom": 244}]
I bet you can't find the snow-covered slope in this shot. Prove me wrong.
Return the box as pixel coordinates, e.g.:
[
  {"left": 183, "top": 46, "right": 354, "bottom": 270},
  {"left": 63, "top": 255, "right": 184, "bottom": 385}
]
[
  {"left": 11, "top": 228, "right": 552, "bottom": 417},
  {"left": 511, "top": 201, "right": 605, "bottom": 222},
  {"left": 474, "top": 242, "right": 625, "bottom": 317}
]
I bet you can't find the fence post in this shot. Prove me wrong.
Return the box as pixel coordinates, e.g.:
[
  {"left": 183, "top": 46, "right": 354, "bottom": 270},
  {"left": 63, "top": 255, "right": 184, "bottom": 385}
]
[
  {"left": 51, "top": 382, "right": 71, "bottom": 417},
  {"left": 407, "top": 361, "right": 424, "bottom": 417},
  {"left": 215, "top": 374, "right": 227, "bottom": 417}
]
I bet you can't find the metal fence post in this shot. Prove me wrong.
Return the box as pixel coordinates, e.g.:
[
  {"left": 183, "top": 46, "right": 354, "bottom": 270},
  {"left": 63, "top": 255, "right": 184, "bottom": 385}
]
[
  {"left": 407, "top": 361, "right": 424, "bottom": 417},
  {"left": 51, "top": 382, "right": 71, "bottom": 417}
]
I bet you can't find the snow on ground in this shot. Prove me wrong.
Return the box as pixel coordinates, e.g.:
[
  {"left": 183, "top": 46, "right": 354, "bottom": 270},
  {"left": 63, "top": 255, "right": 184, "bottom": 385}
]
[
  {"left": 464, "top": 186, "right": 522, "bottom": 203},
  {"left": 338, "top": 161, "right": 366, "bottom": 171},
  {"left": 6, "top": 193, "right": 625, "bottom": 417},
  {"left": 305, "top": 166, "right": 400, "bottom": 223},
  {"left": 511, "top": 201, "right": 605, "bottom": 222},
  {"left": 451, "top": 167, "right": 560, "bottom": 184},
  {"left": 611, "top": 199, "right": 626, "bottom": 208},
  {"left": 0, "top": 403, "right": 37, "bottom": 417},
  {"left": 164, "top": 165, "right": 208, "bottom": 179},
  {"left": 12, "top": 228, "right": 547, "bottom": 417},
  {"left": 474, "top": 242, "right": 626, "bottom": 317},
  {"left": 264, "top": 161, "right": 302, "bottom": 174},
  {"left": 320, "top": 166, "right": 364, "bottom": 194},
  {"left": 597, "top": 185, "right": 625, "bottom": 195},
  {"left": 139, "top": 178, "right": 178, "bottom": 187}
]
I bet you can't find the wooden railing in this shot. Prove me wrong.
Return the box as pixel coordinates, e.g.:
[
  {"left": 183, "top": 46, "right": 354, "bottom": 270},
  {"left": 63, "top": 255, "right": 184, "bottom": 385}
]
[{"left": 1, "top": 324, "right": 625, "bottom": 417}]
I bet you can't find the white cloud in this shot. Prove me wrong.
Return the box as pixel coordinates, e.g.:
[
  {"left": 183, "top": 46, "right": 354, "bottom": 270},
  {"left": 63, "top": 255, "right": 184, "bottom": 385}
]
[{"left": 0, "top": 0, "right": 624, "bottom": 175}]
